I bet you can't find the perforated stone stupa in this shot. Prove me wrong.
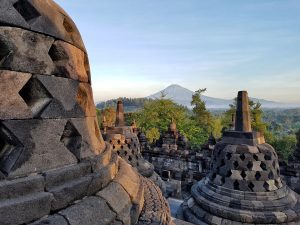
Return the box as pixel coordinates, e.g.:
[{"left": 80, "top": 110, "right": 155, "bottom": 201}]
[
  {"left": 102, "top": 100, "right": 166, "bottom": 192},
  {"left": 182, "top": 91, "right": 300, "bottom": 224},
  {"left": 0, "top": 1, "right": 173, "bottom": 224}
]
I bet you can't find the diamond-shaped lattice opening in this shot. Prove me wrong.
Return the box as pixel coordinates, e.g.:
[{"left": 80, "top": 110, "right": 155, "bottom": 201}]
[
  {"left": 48, "top": 44, "right": 70, "bottom": 78},
  {"left": 260, "top": 162, "right": 267, "bottom": 171},
  {"left": 241, "top": 170, "right": 247, "bottom": 179},
  {"left": 128, "top": 156, "right": 132, "bottom": 162},
  {"left": 268, "top": 171, "right": 274, "bottom": 179},
  {"left": 226, "top": 170, "right": 232, "bottom": 177},
  {"left": 263, "top": 181, "right": 270, "bottom": 192},
  {"left": 240, "top": 153, "right": 246, "bottom": 161},
  {"left": 233, "top": 161, "right": 239, "bottom": 169},
  {"left": 248, "top": 182, "right": 255, "bottom": 191},
  {"left": 221, "top": 176, "right": 225, "bottom": 184},
  {"left": 226, "top": 152, "right": 232, "bottom": 160},
  {"left": 19, "top": 78, "right": 52, "bottom": 117},
  {"left": 264, "top": 154, "right": 272, "bottom": 161},
  {"left": 60, "top": 121, "right": 82, "bottom": 161},
  {"left": 253, "top": 154, "right": 259, "bottom": 161},
  {"left": 211, "top": 173, "right": 217, "bottom": 180},
  {"left": 247, "top": 161, "right": 253, "bottom": 170},
  {"left": 0, "top": 124, "right": 24, "bottom": 175},
  {"left": 220, "top": 159, "right": 225, "bottom": 167},
  {"left": 255, "top": 171, "right": 261, "bottom": 181},
  {"left": 13, "top": 0, "right": 40, "bottom": 22},
  {"left": 233, "top": 180, "right": 240, "bottom": 190},
  {"left": 0, "top": 37, "right": 10, "bottom": 64}
]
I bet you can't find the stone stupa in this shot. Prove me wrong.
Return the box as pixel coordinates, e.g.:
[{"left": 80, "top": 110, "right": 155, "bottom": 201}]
[
  {"left": 102, "top": 100, "right": 166, "bottom": 192},
  {"left": 182, "top": 91, "right": 300, "bottom": 224},
  {"left": 0, "top": 1, "right": 173, "bottom": 224}
]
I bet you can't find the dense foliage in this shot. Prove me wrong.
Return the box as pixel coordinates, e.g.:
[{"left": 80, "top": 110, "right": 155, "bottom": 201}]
[{"left": 97, "top": 92, "right": 300, "bottom": 159}]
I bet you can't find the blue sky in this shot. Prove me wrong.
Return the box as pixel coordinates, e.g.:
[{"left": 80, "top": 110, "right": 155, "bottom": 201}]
[{"left": 55, "top": 0, "right": 300, "bottom": 103}]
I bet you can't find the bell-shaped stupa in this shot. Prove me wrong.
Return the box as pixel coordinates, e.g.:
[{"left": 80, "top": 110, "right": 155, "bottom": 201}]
[{"left": 182, "top": 91, "right": 300, "bottom": 224}]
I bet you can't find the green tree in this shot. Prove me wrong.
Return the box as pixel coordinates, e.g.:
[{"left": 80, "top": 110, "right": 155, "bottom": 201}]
[
  {"left": 270, "top": 135, "right": 297, "bottom": 161},
  {"left": 145, "top": 128, "right": 160, "bottom": 143},
  {"left": 222, "top": 98, "right": 268, "bottom": 134},
  {"left": 191, "top": 88, "right": 212, "bottom": 128}
]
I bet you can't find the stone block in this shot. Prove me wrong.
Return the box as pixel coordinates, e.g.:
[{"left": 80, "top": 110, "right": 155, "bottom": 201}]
[
  {"left": 0, "top": 175, "right": 44, "bottom": 200},
  {"left": 29, "top": 215, "right": 69, "bottom": 225},
  {"left": 0, "top": 27, "right": 55, "bottom": 74},
  {"left": 0, "top": 70, "right": 32, "bottom": 120},
  {"left": 0, "top": 0, "right": 85, "bottom": 51},
  {"left": 114, "top": 159, "right": 142, "bottom": 204},
  {"left": 43, "top": 162, "right": 91, "bottom": 188},
  {"left": 50, "top": 40, "right": 89, "bottom": 83},
  {"left": 86, "top": 152, "right": 118, "bottom": 195},
  {"left": 97, "top": 182, "right": 132, "bottom": 224},
  {"left": 48, "top": 176, "right": 93, "bottom": 211},
  {"left": 30, "top": 75, "right": 94, "bottom": 119},
  {"left": 0, "top": 192, "right": 52, "bottom": 225},
  {"left": 69, "top": 117, "right": 105, "bottom": 157},
  {"left": 1, "top": 119, "right": 78, "bottom": 178},
  {"left": 59, "top": 196, "right": 116, "bottom": 225}
]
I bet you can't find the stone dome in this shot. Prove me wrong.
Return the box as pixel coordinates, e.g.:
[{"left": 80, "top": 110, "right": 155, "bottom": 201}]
[
  {"left": 0, "top": 1, "right": 173, "bottom": 225},
  {"left": 0, "top": 0, "right": 104, "bottom": 178},
  {"left": 210, "top": 142, "right": 282, "bottom": 192},
  {"left": 182, "top": 91, "right": 300, "bottom": 224}
]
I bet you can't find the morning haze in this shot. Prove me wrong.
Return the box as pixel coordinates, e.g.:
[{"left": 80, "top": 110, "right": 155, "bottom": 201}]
[{"left": 56, "top": 0, "right": 300, "bottom": 103}]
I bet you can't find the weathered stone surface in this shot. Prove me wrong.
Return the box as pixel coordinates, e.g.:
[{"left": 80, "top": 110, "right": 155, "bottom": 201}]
[
  {"left": 0, "top": 27, "right": 88, "bottom": 82},
  {"left": 29, "top": 75, "right": 95, "bottom": 119},
  {"left": 44, "top": 162, "right": 91, "bottom": 188},
  {"left": 50, "top": 40, "right": 90, "bottom": 83},
  {"left": 29, "top": 215, "right": 69, "bottom": 225},
  {"left": 97, "top": 182, "right": 132, "bottom": 224},
  {"left": 87, "top": 151, "right": 118, "bottom": 195},
  {"left": 235, "top": 91, "right": 251, "bottom": 132},
  {"left": 76, "top": 83, "right": 97, "bottom": 117},
  {"left": 70, "top": 117, "right": 105, "bottom": 156},
  {"left": 1, "top": 119, "right": 78, "bottom": 178},
  {"left": 43, "top": 162, "right": 93, "bottom": 211},
  {"left": 0, "top": 27, "right": 55, "bottom": 74},
  {"left": 137, "top": 178, "right": 172, "bottom": 225},
  {"left": 49, "top": 176, "right": 93, "bottom": 211},
  {"left": 0, "top": 175, "right": 44, "bottom": 200},
  {"left": 0, "top": 192, "right": 53, "bottom": 225},
  {"left": 59, "top": 196, "right": 116, "bottom": 225},
  {"left": 0, "top": 0, "right": 86, "bottom": 51},
  {"left": 0, "top": 70, "right": 32, "bottom": 119}
]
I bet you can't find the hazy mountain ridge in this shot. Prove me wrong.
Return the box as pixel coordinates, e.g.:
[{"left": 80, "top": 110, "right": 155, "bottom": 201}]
[
  {"left": 147, "top": 84, "right": 299, "bottom": 109},
  {"left": 96, "top": 84, "right": 300, "bottom": 110}
]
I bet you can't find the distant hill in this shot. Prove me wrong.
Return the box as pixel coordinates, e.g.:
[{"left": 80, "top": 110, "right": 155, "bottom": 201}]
[
  {"left": 96, "top": 97, "right": 152, "bottom": 112},
  {"left": 96, "top": 84, "right": 300, "bottom": 111},
  {"left": 147, "top": 84, "right": 299, "bottom": 109}
]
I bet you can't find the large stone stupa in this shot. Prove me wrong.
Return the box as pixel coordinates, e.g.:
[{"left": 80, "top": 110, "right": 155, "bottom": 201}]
[
  {"left": 0, "top": 1, "right": 172, "bottom": 225},
  {"left": 182, "top": 91, "right": 300, "bottom": 224}
]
